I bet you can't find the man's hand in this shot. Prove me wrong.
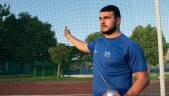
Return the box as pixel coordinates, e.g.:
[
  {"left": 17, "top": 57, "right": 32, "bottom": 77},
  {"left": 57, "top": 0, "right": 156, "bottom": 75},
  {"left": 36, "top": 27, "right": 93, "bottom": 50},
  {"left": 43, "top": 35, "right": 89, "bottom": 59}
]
[
  {"left": 63, "top": 26, "right": 89, "bottom": 53},
  {"left": 64, "top": 26, "right": 71, "bottom": 38}
]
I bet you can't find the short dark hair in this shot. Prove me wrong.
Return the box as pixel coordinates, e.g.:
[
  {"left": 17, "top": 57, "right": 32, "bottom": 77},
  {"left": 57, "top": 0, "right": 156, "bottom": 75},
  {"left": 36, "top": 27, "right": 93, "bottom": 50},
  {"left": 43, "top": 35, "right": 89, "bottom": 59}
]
[{"left": 100, "top": 5, "right": 121, "bottom": 18}]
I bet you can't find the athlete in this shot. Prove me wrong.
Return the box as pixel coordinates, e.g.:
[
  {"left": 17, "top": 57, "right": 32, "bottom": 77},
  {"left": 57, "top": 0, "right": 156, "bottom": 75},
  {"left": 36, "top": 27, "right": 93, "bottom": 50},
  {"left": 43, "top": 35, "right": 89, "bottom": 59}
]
[{"left": 64, "top": 5, "right": 149, "bottom": 96}]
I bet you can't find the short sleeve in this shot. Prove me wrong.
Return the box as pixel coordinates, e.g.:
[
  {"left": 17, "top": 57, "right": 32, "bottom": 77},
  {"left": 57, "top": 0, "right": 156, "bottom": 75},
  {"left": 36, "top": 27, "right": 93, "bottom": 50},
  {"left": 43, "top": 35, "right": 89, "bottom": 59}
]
[
  {"left": 128, "top": 43, "right": 148, "bottom": 72},
  {"left": 87, "top": 40, "right": 96, "bottom": 55}
]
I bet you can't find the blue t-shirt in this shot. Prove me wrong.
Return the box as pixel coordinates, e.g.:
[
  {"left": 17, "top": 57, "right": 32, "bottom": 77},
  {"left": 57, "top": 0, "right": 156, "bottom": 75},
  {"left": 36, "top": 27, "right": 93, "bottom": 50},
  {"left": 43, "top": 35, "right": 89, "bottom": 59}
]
[{"left": 87, "top": 33, "right": 147, "bottom": 96}]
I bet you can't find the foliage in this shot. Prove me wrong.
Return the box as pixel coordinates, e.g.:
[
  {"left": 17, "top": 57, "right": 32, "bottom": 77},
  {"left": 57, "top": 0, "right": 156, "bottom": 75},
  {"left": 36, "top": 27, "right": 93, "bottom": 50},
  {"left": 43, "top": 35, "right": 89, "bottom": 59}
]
[
  {"left": 0, "top": 3, "right": 10, "bottom": 40},
  {"left": 0, "top": 4, "right": 10, "bottom": 20},
  {"left": 131, "top": 24, "right": 168, "bottom": 66},
  {"left": 86, "top": 31, "right": 103, "bottom": 42},
  {"left": 0, "top": 11, "right": 57, "bottom": 63},
  {"left": 49, "top": 43, "right": 70, "bottom": 78}
]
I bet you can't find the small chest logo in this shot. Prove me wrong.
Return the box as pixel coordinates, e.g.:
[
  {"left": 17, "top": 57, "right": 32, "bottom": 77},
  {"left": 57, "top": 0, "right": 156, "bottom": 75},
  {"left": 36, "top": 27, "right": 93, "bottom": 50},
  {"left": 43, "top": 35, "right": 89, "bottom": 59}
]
[
  {"left": 104, "top": 51, "right": 111, "bottom": 57},
  {"left": 94, "top": 49, "right": 98, "bottom": 54}
]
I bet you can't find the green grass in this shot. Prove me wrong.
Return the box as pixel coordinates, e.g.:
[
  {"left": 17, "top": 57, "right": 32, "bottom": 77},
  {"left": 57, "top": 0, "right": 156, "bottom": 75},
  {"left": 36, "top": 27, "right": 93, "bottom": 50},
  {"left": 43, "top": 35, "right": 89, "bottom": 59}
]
[
  {"left": 0, "top": 73, "right": 169, "bottom": 82},
  {"left": 0, "top": 74, "right": 92, "bottom": 82},
  {"left": 147, "top": 72, "right": 169, "bottom": 80},
  {"left": 150, "top": 73, "right": 159, "bottom": 80},
  {"left": 130, "top": 72, "right": 169, "bottom": 80}
]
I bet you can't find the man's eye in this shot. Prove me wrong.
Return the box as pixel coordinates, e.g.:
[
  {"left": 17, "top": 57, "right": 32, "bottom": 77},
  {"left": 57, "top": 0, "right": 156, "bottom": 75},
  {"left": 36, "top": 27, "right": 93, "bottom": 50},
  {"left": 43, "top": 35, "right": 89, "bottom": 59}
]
[{"left": 104, "top": 17, "right": 109, "bottom": 19}]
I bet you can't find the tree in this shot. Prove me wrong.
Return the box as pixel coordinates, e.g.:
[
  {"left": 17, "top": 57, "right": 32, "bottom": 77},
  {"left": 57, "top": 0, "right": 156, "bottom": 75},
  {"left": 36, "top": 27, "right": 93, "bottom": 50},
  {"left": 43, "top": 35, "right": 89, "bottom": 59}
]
[
  {"left": 48, "top": 43, "right": 69, "bottom": 78},
  {"left": 0, "top": 3, "right": 10, "bottom": 21},
  {"left": 131, "top": 24, "right": 168, "bottom": 66},
  {"left": 0, "top": 3, "right": 10, "bottom": 39},
  {"left": 0, "top": 10, "right": 57, "bottom": 75},
  {"left": 166, "top": 43, "right": 169, "bottom": 50},
  {"left": 2, "top": 12, "right": 57, "bottom": 63},
  {"left": 0, "top": 4, "right": 11, "bottom": 63},
  {"left": 86, "top": 31, "right": 103, "bottom": 42}
]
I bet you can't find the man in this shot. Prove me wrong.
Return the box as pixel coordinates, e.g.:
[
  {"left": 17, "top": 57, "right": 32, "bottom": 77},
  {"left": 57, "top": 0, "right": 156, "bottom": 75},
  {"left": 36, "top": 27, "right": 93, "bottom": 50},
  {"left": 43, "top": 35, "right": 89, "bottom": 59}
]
[{"left": 64, "top": 5, "right": 149, "bottom": 96}]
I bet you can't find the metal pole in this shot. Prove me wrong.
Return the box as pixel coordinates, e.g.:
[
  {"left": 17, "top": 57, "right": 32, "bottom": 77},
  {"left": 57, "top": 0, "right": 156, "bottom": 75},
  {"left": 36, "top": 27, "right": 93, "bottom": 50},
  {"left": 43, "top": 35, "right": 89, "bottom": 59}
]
[{"left": 155, "top": 0, "right": 166, "bottom": 96}]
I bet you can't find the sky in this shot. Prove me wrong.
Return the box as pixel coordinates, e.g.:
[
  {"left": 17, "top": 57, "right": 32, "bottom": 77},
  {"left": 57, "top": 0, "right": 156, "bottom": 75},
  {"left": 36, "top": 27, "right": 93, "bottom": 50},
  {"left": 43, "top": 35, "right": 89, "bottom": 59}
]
[{"left": 0, "top": 0, "right": 169, "bottom": 44}]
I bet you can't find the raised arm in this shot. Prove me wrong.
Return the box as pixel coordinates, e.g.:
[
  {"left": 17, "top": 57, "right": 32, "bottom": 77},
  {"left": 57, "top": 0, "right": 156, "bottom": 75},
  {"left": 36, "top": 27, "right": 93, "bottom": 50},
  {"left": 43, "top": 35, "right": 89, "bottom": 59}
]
[{"left": 64, "top": 26, "right": 89, "bottom": 53}]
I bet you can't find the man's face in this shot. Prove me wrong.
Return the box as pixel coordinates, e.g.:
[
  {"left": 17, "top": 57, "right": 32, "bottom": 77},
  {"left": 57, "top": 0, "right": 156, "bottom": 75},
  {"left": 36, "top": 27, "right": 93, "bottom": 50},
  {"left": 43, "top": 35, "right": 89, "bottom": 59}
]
[{"left": 99, "top": 11, "right": 117, "bottom": 34}]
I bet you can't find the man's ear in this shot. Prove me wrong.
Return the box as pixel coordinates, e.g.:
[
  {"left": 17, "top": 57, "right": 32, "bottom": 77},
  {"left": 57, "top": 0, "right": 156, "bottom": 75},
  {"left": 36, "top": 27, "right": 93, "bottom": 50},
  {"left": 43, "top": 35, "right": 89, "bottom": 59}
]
[{"left": 116, "top": 17, "right": 121, "bottom": 25}]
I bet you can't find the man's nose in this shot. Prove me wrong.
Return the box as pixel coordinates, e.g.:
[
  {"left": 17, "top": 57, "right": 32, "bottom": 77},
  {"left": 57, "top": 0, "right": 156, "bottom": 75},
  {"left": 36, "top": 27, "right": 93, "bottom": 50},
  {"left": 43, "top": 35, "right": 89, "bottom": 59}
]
[{"left": 100, "top": 19, "right": 105, "bottom": 24}]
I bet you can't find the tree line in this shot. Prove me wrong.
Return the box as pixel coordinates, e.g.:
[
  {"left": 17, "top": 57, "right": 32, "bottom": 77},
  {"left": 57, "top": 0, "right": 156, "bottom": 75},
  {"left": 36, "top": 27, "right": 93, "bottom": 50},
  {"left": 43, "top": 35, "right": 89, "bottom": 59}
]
[{"left": 0, "top": 4, "right": 169, "bottom": 77}]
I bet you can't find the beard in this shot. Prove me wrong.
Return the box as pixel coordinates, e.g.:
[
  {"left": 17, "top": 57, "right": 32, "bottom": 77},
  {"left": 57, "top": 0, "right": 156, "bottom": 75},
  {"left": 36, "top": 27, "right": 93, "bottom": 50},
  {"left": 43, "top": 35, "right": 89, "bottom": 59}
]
[{"left": 101, "top": 24, "right": 116, "bottom": 35}]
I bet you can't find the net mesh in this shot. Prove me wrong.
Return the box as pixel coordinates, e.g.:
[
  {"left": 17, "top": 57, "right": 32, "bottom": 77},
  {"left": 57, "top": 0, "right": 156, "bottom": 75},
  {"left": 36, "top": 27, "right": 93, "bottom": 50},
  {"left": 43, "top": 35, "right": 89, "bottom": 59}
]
[{"left": 0, "top": 0, "right": 169, "bottom": 95}]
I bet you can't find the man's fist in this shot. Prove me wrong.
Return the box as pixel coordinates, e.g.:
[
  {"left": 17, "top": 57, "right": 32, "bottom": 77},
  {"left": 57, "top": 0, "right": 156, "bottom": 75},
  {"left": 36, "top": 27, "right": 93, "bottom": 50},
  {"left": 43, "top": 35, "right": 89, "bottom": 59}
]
[{"left": 64, "top": 26, "right": 70, "bottom": 38}]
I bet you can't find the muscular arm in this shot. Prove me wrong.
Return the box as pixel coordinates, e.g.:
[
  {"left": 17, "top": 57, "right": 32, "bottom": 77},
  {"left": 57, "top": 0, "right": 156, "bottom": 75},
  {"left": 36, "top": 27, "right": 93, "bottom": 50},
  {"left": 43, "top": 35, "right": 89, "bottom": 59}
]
[
  {"left": 64, "top": 26, "right": 89, "bottom": 53},
  {"left": 125, "top": 71, "right": 150, "bottom": 96}
]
